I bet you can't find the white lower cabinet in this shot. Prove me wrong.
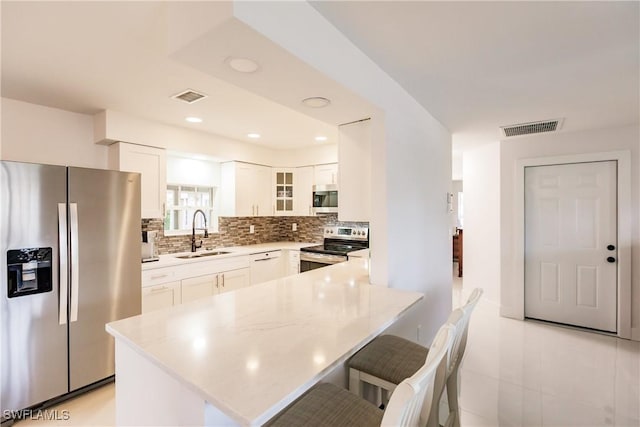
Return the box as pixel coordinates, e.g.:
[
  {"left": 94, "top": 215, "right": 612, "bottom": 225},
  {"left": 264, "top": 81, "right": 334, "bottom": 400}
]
[
  {"left": 142, "top": 281, "right": 181, "bottom": 313},
  {"left": 218, "top": 268, "right": 250, "bottom": 294},
  {"left": 285, "top": 250, "right": 300, "bottom": 276},
  {"left": 181, "top": 274, "right": 217, "bottom": 304},
  {"left": 142, "top": 251, "right": 295, "bottom": 310},
  {"left": 181, "top": 268, "right": 250, "bottom": 303}
]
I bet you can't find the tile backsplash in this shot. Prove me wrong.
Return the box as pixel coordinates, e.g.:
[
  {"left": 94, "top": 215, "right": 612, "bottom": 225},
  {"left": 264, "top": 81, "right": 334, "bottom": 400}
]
[{"left": 142, "top": 215, "right": 369, "bottom": 255}]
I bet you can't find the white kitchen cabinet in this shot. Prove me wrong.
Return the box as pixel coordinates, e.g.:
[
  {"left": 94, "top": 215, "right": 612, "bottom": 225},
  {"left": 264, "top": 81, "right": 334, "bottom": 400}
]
[
  {"left": 273, "top": 169, "right": 295, "bottom": 216},
  {"left": 285, "top": 250, "right": 300, "bottom": 276},
  {"left": 142, "top": 281, "right": 181, "bottom": 313},
  {"left": 218, "top": 268, "right": 250, "bottom": 294},
  {"left": 220, "top": 162, "right": 272, "bottom": 216},
  {"left": 181, "top": 274, "right": 217, "bottom": 304},
  {"left": 182, "top": 268, "right": 250, "bottom": 301},
  {"left": 314, "top": 163, "right": 338, "bottom": 186},
  {"left": 294, "top": 166, "right": 314, "bottom": 216},
  {"left": 338, "top": 120, "right": 371, "bottom": 222},
  {"left": 109, "top": 142, "right": 166, "bottom": 219}
]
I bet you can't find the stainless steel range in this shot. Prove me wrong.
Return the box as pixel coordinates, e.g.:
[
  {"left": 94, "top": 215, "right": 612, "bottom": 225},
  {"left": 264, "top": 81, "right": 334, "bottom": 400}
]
[{"left": 300, "top": 226, "right": 369, "bottom": 272}]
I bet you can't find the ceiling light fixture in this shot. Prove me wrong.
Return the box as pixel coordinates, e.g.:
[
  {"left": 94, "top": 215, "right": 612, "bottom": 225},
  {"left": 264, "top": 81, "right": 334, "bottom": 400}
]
[
  {"left": 314, "top": 136, "right": 328, "bottom": 142},
  {"left": 185, "top": 117, "right": 203, "bottom": 123},
  {"left": 247, "top": 133, "right": 261, "bottom": 139},
  {"left": 302, "top": 97, "right": 331, "bottom": 108},
  {"left": 227, "top": 57, "right": 260, "bottom": 73}
]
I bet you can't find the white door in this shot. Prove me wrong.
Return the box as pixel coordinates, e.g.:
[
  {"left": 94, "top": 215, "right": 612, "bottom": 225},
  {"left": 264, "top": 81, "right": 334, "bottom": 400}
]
[{"left": 525, "top": 161, "right": 617, "bottom": 332}]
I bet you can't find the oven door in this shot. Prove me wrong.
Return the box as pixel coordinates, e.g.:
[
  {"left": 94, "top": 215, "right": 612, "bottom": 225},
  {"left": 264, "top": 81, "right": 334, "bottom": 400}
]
[{"left": 300, "top": 252, "right": 347, "bottom": 272}]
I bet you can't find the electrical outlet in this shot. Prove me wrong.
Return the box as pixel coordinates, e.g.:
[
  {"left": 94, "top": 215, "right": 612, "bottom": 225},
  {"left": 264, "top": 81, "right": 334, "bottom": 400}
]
[
  {"left": 249, "top": 225, "right": 255, "bottom": 234},
  {"left": 292, "top": 223, "right": 297, "bottom": 231}
]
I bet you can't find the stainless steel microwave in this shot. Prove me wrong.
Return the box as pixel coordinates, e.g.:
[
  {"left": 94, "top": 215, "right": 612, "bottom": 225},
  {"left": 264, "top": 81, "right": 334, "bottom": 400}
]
[{"left": 312, "top": 184, "right": 338, "bottom": 214}]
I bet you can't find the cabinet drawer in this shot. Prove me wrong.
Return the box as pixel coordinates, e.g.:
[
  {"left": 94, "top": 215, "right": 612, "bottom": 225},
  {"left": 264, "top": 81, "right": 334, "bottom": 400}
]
[{"left": 142, "top": 268, "right": 176, "bottom": 287}]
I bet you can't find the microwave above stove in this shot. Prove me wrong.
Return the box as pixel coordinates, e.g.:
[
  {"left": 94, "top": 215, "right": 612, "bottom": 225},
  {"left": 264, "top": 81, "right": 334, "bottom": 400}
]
[{"left": 312, "top": 184, "right": 338, "bottom": 214}]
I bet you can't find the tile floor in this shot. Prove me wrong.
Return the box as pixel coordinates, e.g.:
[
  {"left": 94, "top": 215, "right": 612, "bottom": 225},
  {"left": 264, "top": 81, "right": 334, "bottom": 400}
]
[
  {"left": 15, "top": 269, "right": 640, "bottom": 426},
  {"left": 453, "top": 272, "right": 640, "bottom": 427}
]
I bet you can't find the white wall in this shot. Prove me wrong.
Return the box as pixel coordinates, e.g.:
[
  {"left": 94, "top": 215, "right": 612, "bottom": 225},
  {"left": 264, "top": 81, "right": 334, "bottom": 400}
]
[
  {"left": 463, "top": 142, "right": 501, "bottom": 304},
  {"left": 452, "top": 151, "right": 463, "bottom": 180},
  {"left": 274, "top": 143, "right": 338, "bottom": 167},
  {"left": 166, "top": 156, "right": 221, "bottom": 187},
  {"left": 235, "top": 2, "right": 453, "bottom": 344},
  {"left": 1, "top": 98, "right": 108, "bottom": 169},
  {"left": 499, "top": 125, "right": 640, "bottom": 339}
]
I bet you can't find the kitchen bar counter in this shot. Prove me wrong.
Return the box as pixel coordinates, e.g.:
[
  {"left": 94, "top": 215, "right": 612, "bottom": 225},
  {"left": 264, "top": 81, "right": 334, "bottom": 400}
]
[
  {"left": 142, "top": 241, "right": 319, "bottom": 270},
  {"left": 106, "top": 258, "right": 423, "bottom": 426}
]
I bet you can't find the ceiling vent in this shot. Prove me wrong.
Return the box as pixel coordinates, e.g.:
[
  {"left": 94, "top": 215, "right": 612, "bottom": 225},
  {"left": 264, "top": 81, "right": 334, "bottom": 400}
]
[
  {"left": 172, "top": 89, "right": 207, "bottom": 104},
  {"left": 500, "top": 118, "right": 564, "bottom": 138}
]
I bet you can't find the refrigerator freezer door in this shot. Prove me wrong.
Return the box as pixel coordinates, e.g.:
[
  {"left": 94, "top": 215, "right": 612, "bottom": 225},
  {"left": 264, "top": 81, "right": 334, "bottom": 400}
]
[
  {"left": 67, "top": 167, "right": 141, "bottom": 391},
  {"left": 1, "top": 161, "right": 69, "bottom": 412}
]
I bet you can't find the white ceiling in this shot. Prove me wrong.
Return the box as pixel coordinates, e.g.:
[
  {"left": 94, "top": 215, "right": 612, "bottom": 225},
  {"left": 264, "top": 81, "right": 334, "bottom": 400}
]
[
  {"left": 312, "top": 1, "right": 640, "bottom": 152},
  {"left": 2, "top": 2, "right": 638, "bottom": 155},
  {"left": 0, "top": 1, "right": 362, "bottom": 150}
]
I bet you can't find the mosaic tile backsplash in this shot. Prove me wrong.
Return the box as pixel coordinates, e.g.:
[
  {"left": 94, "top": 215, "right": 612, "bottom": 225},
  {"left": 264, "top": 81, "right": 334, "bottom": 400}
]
[{"left": 142, "top": 215, "right": 369, "bottom": 255}]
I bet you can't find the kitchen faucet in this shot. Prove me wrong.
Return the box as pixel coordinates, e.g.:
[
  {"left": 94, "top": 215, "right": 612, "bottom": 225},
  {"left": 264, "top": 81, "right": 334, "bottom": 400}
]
[{"left": 191, "top": 209, "right": 209, "bottom": 252}]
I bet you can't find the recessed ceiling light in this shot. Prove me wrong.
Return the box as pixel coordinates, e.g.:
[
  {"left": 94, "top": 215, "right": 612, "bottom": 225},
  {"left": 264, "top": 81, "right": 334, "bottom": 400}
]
[
  {"left": 227, "top": 57, "right": 260, "bottom": 73},
  {"left": 247, "top": 133, "right": 261, "bottom": 139},
  {"left": 185, "top": 117, "right": 203, "bottom": 123},
  {"left": 315, "top": 136, "right": 328, "bottom": 142},
  {"left": 302, "top": 97, "right": 331, "bottom": 108}
]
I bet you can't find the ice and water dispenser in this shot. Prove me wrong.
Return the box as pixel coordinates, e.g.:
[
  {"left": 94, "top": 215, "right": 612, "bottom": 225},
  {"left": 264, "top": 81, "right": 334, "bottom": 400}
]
[{"left": 7, "top": 247, "right": 53, "bottom": 298}]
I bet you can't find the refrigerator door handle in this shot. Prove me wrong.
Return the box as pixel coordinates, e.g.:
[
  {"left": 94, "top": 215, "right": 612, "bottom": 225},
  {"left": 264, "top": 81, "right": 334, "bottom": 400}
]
[
  {"left": 58, "top": 203, "right": 68, "bottom": 325},
  {"left": 70, "top": 203, "right": 80, "bottom": 323}
]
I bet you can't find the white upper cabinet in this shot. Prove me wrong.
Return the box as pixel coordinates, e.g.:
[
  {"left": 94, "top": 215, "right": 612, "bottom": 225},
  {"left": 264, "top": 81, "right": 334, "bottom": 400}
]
[
  {"left": 273, "top": 169, "right": 295, "bottom": 216},
  {"left": 313, "top": 163, "right": 338, "bottom": 186},
  {"left": 109, "top": 142, "right": 166, "bottom": 219},
  {"left": 220, "top": 162, "right": 272, "bottom": 217},
  {"left": 338, "top": 120, "right": 371, "bottom": 222},
  {"left": 294, "top": 166, "right": 314, "bottom": 216}
]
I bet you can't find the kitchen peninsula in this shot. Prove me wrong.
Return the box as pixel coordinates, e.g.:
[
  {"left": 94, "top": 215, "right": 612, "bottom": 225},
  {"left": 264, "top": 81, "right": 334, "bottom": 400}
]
[{"left": 106, "top": 258, "right": 423, "bottom": 426}]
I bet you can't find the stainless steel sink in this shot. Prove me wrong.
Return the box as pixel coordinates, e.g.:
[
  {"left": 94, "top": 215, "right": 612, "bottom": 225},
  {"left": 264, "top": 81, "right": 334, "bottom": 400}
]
[{"left": 175, "top": 251, "right": 231, "bottom": 259}]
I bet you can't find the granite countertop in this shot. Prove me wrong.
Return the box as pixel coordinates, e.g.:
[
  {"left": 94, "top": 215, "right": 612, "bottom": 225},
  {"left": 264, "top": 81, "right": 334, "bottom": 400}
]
[
  {"left": 142, "top": 241, "right": 319, "bottom": 270},
  {"left": 107, "top": 258, "right": 423, "bottom": 426}
]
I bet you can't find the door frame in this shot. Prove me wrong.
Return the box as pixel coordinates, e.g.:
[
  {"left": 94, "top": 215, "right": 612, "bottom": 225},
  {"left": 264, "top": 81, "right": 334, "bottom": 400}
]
[{"left": 513, "top": 151, "right": 632, "bottom": 339}]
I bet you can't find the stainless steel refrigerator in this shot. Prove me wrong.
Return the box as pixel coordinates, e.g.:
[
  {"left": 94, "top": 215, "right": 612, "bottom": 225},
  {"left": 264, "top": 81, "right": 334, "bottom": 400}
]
[{"left": 1, "top": 161, "right": 141, "bottom": 420}]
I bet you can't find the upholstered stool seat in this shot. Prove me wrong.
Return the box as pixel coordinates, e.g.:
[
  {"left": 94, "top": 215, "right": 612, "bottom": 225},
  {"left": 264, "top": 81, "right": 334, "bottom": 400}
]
[
  {"left": 267, "top": 383, "right": 383, "bottom": 427},
  {"left": 348, "top": 288, "right": 484, "bottom": 427},
  {"left": 269, "top": 324, "right": 455, "bottom": 427},
  {"left": 349, "top": 335, "right": 428, "bottom": 384}
]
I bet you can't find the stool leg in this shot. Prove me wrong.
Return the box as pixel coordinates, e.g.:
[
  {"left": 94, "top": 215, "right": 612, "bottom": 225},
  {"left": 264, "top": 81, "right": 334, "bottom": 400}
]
[
  {"left": 446, "top": 370, "right": 460, "bottom": 427},
  {"left": 348, "top": 368, "right": 364, "bottom": 397}
]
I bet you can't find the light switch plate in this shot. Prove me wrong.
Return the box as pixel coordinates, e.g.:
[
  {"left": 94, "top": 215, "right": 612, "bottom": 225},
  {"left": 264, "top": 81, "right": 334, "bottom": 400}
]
[
  {"left": 250, "top": 225, "right": 255, "bottom": 234},
  {"left": 292, "top": 223, "right": 297, "bottom": 231}
]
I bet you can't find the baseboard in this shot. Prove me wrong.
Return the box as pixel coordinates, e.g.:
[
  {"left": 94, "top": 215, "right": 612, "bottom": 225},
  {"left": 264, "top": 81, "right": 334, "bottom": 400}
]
[{"left": 632, "top": 327, "right": 640, "bottom": 342}]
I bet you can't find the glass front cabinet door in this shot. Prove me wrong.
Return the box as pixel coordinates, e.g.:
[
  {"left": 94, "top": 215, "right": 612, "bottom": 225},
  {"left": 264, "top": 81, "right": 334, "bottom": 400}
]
[{"left": 274, "top": 170, "right": 294, "bottom": 215}]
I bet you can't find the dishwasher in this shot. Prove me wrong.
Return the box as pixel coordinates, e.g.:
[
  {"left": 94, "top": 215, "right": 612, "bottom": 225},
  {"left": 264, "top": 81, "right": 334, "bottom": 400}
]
[{"left": 249, "top": 250, "right": 283, "bottom": 285}]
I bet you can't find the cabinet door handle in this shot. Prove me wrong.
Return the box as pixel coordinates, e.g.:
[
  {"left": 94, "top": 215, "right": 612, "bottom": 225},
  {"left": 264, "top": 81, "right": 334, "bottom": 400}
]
[
  {"left": 256, "top": 205, "right": 259, "bottom": 216},
  {"left": 221, "top": 273, "right": 225, "bottom": 287},
  {"left": 151, "top": 286, "right": 168, "bottom": 292},
  {"left": 215, "top": 275, "right": 219, "bottom": 288},
  {"left": 151, "top": 273, "right": 168, "bottom": 280}
]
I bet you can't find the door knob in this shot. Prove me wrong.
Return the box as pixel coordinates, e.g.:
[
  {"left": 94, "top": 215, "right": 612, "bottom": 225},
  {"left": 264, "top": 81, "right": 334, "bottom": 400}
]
[
  {"left": 606, "top": 257, "right": 616, "bottom": 263},
  {"left": 607, "top": 245, "right": 616, "bottom": 251}
]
